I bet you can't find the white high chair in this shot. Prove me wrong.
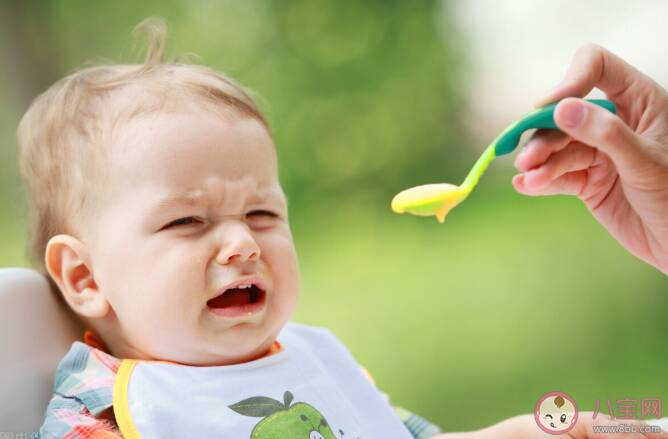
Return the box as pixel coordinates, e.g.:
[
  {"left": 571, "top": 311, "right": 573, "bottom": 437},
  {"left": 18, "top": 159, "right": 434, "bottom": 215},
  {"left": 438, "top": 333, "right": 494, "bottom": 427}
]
[{"left": 0, "top": 267, "right": 83, "bottom": 433}]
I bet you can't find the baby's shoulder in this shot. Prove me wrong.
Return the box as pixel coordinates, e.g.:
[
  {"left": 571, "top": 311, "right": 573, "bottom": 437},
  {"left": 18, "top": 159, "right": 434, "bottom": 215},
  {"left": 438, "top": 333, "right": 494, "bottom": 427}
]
[
  {"left": 40, "top": 342, "right": 121, "bottom": 437},
  {"left": 51, "top": 341, "right": 119, "bottom": 412}
]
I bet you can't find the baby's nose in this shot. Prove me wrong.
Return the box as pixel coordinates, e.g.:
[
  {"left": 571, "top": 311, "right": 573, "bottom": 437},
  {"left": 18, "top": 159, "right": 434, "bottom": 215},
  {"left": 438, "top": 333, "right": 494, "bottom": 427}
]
[
  {"left": 214, "top": 222, "right": 261, "bottom": 265},
  {"left": 223, "top": 247, "right": 259, "bottom": 264}
]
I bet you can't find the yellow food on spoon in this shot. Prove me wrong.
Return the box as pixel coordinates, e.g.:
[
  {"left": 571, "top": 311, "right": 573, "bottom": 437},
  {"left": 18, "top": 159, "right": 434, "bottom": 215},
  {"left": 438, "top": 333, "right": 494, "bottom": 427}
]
[
  {"left": 391, "top": 184, "right": 471, "bottom": 223},
  {"left": 390, "top": 142, "right": 494, "bottom": 223}
]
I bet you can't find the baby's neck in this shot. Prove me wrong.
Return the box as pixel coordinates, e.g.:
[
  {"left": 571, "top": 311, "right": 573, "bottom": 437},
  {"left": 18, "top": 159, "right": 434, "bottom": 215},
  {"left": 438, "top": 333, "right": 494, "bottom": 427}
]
[{"left": 91, "top": 328, "right": 281, "bottom": 366}]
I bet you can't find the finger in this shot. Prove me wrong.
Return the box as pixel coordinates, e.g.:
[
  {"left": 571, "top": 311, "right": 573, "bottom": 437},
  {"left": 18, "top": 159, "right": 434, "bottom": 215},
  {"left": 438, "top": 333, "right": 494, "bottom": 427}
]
[
  {"left": 563, "top": 412, "right": 668, "bottom": 439},
  {"left": 513, "top": 170, "right": 587, "bottom": 197},
  {"left": 522, "top": 142, "right": 596, "bottom": 188},
  {"left": 575, "top": 415, "right": 647, "bottom": 439},
  {"left": 641, "top": 421, "right": 668, "bottom": 439},
  {"left": 515, "top": 129, "right": 571, "bottom": 172},
  {"left": 587, "top": 417, "right": 668, "bottom": 439},
  {"left": 609, "top": 419, "right": 668, "bottom": 439},
  {"left": 553, "top": 97, "right": 652, "bottom": 177},
  {"left": 534, "top": 43, "right": 661, "bottom": 117}
]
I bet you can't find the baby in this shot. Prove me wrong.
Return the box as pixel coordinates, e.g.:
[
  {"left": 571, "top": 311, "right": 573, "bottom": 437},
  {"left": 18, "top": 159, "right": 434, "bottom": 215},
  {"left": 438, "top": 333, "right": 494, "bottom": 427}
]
[
  {"left": 21, "top": 20, "right": 440, "bottom": 438},
  {"left": 20, "top": 20, "right": 665, "bottom": 439}
]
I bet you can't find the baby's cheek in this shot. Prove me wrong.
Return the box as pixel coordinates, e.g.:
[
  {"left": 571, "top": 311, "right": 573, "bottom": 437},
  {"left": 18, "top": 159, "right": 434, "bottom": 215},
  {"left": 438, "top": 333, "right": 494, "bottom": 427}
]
[
  {"left": 117, "top": 248, "right": 199, "bottom": 317},
  {"left": 258, "top": 232, "right": 299, "bottom": 301},
  {"left": 265, "top": 234, "right": 299, "bottom": 280}
]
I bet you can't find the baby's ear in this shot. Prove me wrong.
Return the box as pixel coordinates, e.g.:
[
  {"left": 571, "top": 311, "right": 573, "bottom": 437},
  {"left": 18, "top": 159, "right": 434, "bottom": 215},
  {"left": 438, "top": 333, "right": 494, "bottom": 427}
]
[{"left": 45, "top": 234, "right": 110, "bottom": 319}]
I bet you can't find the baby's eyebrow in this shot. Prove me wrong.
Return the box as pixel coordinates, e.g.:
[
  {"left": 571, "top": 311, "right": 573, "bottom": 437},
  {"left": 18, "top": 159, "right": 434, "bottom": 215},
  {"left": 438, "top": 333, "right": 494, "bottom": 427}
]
[
  {"left": 254, "top": 191, "right": 287, "bottom": 206},
  {"left": 148, "top": 190, "right": 286, "bottom": 215},
  {"left": 149, "top": 193, "right": 207, "bottom": 215}
]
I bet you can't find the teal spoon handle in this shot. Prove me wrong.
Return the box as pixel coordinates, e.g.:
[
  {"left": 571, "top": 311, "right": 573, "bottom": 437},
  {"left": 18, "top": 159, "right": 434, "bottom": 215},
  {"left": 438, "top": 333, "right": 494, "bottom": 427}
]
[{"left": 493, "top": 99, "right": 617, "bottom": 156}]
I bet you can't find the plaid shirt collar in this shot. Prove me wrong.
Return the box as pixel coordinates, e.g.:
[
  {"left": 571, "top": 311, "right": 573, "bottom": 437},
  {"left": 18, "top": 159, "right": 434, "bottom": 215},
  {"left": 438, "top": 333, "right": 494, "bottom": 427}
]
[{"left": 53, "top": 341, "right": 121, "bottom": 416}]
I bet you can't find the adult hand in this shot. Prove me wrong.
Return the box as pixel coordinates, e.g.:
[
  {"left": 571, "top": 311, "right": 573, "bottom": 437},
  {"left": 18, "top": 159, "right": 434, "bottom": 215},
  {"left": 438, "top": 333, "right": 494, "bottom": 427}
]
[
  {"left": 432, "top": 413, "right": 668, "bottom": 438},
  {"left": 513, "top": 44, "right": 668, "bottom": 274}
]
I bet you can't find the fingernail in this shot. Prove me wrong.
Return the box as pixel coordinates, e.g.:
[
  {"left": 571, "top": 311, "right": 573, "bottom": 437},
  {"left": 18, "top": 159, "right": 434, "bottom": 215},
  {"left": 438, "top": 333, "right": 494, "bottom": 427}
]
[
  {"left": 560, "top": 101, "right": 585, "bottom": 129},
  {"left": 522, "top": 139, "right": 536, "bottom": 152}
]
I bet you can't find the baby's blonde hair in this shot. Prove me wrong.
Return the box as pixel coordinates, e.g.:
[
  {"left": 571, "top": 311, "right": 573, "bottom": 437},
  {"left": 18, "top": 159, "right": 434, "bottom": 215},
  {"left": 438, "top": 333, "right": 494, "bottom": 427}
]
[{"left": 16, "top": 17, "right": 268, "bottom": 278}]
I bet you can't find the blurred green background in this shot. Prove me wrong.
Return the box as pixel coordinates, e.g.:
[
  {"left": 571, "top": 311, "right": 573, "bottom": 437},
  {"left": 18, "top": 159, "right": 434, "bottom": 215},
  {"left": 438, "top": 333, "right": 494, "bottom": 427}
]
[{"left": 1, "top": 0, "right": 667, "bottom": 432}]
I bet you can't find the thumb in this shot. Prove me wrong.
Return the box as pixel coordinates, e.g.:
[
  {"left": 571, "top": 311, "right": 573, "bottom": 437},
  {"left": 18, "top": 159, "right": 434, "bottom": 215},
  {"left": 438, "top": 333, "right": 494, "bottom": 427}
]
[{"left": 554, "top": 97, "right": 650, "bottom": 173}]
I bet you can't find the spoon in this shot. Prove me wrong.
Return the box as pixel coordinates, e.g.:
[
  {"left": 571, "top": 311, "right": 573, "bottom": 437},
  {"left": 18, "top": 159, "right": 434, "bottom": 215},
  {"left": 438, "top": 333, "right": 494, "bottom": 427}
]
[{"left": 391, "top": 99, "right": 616, "bottom": 223}]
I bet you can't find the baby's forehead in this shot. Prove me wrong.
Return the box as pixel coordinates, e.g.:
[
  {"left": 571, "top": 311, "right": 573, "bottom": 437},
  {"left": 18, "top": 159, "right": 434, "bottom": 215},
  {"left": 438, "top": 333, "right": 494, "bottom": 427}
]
[
  {"left": 147, "top": 183, "right": 286, "bottom": 213},
  {"left": 107, "top": 85, "right": 243, "bottom": 137},
  {"left": 101, "top": 107, "right": 281, "bottom": 211},
  {"left": 110, "top": 110, "right": 275, "bottom": 168},
  {"left": 105, "top": 82, "right": 269, "bottom": 151}
]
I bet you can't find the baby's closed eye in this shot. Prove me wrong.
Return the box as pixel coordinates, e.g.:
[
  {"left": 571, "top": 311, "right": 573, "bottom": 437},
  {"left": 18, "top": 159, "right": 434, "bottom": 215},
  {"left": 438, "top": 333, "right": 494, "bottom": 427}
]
[
  {"left": 162, "top": 216, "right": 202, "bottom": 229},
  {"left": 246, "top": 209, "right": 279, "bottom": 218},
  {"left": 245, "top": 210, "right": 282, "bottom": 229},
  {"left": 160, "top": 210, "right": 281, "bottom": 232}
]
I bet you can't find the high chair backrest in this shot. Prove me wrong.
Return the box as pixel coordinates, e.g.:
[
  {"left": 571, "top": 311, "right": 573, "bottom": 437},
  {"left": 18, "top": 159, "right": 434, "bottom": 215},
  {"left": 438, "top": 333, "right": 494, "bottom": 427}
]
[{"left": 0, "top": 267, "right": 83, "bottom": 434}]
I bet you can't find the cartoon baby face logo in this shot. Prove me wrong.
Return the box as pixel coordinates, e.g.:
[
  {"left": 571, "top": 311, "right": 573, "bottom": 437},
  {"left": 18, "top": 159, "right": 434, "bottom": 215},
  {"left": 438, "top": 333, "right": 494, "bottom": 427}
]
[{"left": 534, "top": 391, "right": 579, "bottom": 434}]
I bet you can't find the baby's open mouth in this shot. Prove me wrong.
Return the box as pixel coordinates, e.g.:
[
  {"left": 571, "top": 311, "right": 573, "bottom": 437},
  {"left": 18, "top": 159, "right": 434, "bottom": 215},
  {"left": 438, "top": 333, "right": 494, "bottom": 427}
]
[{"left": 207, "top": 283, "right": 266, "bottom": 310}]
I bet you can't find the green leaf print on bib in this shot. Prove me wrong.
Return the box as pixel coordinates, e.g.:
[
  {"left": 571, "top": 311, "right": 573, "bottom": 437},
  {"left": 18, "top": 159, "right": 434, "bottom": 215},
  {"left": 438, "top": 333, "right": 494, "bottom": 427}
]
[{"left": 229, "top": 390, "right": 339, "bottom": 439}]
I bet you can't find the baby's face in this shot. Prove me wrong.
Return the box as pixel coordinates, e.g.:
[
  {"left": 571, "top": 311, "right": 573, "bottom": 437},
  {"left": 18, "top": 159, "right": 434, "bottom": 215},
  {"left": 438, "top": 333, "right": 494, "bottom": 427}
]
[{"left": 85, "top": 107, "right": 299, "bottom": 365}]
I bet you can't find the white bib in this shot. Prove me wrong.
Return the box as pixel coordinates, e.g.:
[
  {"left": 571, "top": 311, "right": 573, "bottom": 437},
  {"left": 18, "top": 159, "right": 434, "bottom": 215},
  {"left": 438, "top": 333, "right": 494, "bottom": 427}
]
[{"left": 113, "top": 323, "right": 413, "bottom": 439}]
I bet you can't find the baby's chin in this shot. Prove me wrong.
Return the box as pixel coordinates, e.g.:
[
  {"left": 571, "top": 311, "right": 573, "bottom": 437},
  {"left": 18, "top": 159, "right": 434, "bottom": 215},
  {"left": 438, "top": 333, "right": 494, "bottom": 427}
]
[
  {"left": 148, "top": 324, "right": 282, "bottom": 366},
  {"left": 198, "top": 336, "right": 279, "bottom": 366},
  {"left": 106, "top": 302, "right": 288, "bottom": 365}
]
